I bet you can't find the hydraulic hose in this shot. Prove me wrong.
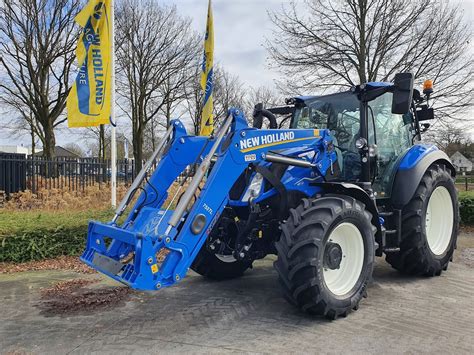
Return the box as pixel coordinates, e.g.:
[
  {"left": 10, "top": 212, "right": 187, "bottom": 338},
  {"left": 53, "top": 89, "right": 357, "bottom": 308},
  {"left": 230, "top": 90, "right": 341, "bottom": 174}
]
[{"left": 253, "top": 103, "right": 278, "bottom": 129}]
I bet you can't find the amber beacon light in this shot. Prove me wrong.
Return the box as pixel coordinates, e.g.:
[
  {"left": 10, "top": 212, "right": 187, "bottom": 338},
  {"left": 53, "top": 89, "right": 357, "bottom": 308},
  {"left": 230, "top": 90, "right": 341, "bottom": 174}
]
[{"left": 423, "top": 79, "right": 434, "bottom": 95}]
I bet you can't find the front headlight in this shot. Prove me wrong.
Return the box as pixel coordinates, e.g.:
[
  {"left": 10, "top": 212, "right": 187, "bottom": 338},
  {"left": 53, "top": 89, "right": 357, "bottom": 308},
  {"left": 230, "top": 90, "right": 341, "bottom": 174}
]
[{"left": 242, "top": 173, "right": 264, "bottom": 202}]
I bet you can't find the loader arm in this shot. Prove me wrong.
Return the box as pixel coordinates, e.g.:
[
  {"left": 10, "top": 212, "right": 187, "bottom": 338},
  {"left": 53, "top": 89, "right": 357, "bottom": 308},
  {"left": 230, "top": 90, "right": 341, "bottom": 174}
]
[{"left": 81, "top": 109, "right": 335, "bottom": 290}]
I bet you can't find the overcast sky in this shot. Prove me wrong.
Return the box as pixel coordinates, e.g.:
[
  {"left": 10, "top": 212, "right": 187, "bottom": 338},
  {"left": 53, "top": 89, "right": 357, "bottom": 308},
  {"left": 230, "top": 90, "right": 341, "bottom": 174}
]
[
  {"left": 1, "top": 0, "right": 473, "bottom": 147},
  {"left": 161, "top": 0, "right": 292, "bottom": 90}
]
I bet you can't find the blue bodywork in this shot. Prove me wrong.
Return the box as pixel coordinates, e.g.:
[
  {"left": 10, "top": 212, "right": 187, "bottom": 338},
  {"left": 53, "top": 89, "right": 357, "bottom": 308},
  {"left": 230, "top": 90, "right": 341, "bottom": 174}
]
[
  {"left": 398, "top": 144, "right": 440, "bottom": 170},
  {"left": 81, "top": 109, "right": 336, "bottom": 291},
  {"left": 81, "top": 88, "right": 451, "bottom": 291}
]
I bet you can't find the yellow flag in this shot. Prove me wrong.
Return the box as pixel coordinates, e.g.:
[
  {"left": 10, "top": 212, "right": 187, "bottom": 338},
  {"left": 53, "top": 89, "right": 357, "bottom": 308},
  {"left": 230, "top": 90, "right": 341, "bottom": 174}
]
[
  {"left": 67, "top": 0, "right": 112, "bottom": 128},
  {"left": 200, "top": 0, "right": 214, "bottom": 136}
]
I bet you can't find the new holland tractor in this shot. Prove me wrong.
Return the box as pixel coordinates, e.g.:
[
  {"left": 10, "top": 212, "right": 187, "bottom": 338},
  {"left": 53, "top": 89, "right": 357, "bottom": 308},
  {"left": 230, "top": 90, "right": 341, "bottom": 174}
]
[{"left": 81, "top": 73, "right": 459, "bottom": 319}]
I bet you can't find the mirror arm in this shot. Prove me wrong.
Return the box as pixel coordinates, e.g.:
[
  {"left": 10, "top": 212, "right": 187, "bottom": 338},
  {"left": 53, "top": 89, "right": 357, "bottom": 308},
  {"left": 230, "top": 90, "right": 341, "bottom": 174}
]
[{"left": 411, "top": 102, "right": 422, "bottom": 142}]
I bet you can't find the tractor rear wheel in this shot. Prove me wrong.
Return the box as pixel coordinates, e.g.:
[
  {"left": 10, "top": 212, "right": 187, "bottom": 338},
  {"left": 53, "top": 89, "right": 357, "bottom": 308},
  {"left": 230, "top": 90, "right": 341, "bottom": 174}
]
[
  {"left": 274, "top": 196, "right": 376, "bottom": 319},
  {"left": 386, "top": 164, "right": 459, "bottom": 276}
]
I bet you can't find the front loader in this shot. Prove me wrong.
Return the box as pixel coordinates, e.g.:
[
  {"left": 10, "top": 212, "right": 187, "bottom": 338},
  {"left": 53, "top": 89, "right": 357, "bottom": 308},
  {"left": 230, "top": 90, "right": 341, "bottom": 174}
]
[{"left": 81, "top": 73, "right": 459, "bottom": 319}]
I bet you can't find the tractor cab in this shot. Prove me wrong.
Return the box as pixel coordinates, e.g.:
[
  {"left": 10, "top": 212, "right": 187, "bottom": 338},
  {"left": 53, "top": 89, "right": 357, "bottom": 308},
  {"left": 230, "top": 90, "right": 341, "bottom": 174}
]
[
  {"left": 289, "top": 87, "right": 412, "bottom": 199},
  {"left": 256, "top": 74, "right": 426, "bottom": 200}
]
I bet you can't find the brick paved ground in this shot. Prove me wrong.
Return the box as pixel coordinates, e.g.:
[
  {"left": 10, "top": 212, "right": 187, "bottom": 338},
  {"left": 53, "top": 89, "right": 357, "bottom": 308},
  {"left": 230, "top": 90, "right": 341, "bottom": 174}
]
[{"left": 1, "top": 232, "right": 473, "bottom": 354}]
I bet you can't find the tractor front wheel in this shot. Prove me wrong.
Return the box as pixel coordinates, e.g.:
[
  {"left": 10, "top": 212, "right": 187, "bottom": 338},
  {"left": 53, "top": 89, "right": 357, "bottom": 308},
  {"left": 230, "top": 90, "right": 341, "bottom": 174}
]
[
  {"left": 386, "top": 164, "right": 459, "bottom": 275},
  {"left": 191, "top": 211, "right": 252, "bottom": 280},
  {"left": 191, "top": 247, "right": 252, "bottom": 280},
  {"left": 274, "top": 196, "right": 376, "bottom": 319}
]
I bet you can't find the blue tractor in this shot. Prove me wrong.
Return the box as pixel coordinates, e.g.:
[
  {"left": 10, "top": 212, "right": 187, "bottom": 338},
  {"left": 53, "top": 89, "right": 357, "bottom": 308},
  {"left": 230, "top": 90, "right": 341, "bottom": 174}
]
[{"left": 81, "top": 73, "right": 459, "bottom": 319}]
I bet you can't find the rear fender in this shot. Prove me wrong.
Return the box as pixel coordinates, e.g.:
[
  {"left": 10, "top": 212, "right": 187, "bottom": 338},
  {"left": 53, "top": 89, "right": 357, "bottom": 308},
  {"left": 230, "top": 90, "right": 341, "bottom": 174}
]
[
  {"left": 391, "top": 145, "right": 455, "bottom": 208},
  {"left": 313, "top": 182, "right": 382, "bottom": 243}
]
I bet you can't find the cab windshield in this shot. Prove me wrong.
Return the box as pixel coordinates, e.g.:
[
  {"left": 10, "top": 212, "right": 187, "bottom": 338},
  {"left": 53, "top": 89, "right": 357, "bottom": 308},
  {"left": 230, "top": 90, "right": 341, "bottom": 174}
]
[{"left": 291, "top": 91, "right": 412, "bottom": 198}]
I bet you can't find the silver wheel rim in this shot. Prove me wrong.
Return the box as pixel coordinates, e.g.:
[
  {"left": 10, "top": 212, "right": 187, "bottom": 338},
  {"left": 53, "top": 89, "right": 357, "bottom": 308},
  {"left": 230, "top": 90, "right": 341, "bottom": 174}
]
[
  {"left": 425, "top": 186, "right": 454, "bottom": 256},
  {"left": 323, "top": 222, "right": 365, "bottom": 296}
]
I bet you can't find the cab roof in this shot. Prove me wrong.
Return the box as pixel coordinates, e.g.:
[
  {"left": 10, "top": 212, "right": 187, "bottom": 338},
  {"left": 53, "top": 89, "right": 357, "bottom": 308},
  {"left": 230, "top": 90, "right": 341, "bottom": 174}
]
[{"left": 294, "top": 82, "right": 393, "bottom": 102}]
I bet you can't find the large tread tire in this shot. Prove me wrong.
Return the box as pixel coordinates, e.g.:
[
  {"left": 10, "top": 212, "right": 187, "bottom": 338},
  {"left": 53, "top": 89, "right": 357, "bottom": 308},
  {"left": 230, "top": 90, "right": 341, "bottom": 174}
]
[
  {"left": 191, "top": 247, "right": 252, "bottom": 281},
  {"left": 274, "top": 196, "right": 376, "bottom": 319},
  {"left": 386, "top": 164, "right": 459, "bottom": 276}
]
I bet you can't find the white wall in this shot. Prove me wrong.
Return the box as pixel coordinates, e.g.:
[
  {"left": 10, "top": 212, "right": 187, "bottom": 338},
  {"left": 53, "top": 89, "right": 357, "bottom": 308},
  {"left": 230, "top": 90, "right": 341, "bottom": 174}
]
[{"left": 0, "top": 145, "right": 29, "bottom": 155}]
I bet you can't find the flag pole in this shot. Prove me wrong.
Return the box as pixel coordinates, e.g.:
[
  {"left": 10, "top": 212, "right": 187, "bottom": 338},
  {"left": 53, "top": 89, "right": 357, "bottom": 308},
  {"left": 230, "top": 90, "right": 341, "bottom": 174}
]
[{"left": 110, "top": 0, "right": 117, "bottom": 208}]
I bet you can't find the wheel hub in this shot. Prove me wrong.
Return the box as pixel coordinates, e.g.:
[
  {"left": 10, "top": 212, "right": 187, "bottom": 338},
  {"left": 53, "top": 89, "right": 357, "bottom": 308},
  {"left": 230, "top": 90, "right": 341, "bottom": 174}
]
[{"left": 324, "top": 242, "right": 343, "bottom": 270}]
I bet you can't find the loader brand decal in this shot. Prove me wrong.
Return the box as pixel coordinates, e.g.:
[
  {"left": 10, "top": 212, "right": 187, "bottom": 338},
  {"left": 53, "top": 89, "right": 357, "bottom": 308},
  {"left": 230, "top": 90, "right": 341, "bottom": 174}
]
[
  {"left": 203, "top": 203, "right": 213, "bottom": 215},
  {"left": 239, "top": 130, "right": 321, "bottom": 153},
  {"left": 240, "top": 132, "right": 294, "bottom": 151}
]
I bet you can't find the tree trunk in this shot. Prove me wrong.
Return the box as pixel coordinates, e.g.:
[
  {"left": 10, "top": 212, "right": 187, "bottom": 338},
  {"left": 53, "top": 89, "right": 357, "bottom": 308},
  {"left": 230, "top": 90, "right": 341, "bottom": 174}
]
[
  {"left": 166, "top": 101, "right": 172, "bottom": 128},
  {"left": 133, "top": 127, "right": 144, "bottom": 172},
  {"left": 43, "top": 121, "right": 56, "bottom": 178},
  {"left": 30, "top": 129, "right": 35, "bottom": 156},
  {"left": 151, "top": 119, "right": 156, "bottom": 152},
  {"left": 357, "top": 0, "right": 367, "bottom": 84},
  {"left": 30, "top": 127, "right": 36, "bottom": 193},
  {"left": 43, "top": 122, "right": 56, "bottom": 160},
  {"left": 99, "top": 125, "right": 106, "bottom": 160}
]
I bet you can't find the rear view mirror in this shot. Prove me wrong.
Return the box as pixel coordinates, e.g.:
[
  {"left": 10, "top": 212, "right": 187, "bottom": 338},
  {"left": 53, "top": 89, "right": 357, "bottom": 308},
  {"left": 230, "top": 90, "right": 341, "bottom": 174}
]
[{"left": 392, "top": 73, "right": 414, "bottom": 114}]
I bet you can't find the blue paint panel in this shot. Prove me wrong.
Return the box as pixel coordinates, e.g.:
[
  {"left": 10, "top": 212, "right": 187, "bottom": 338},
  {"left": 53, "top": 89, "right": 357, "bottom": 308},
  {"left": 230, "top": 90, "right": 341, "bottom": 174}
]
[
  {"left": 80, "top": 109, "right": 343, "bottom": 291},
  {"left": 364, "top": 82, "right": 392, "bottom": 88},
  {"left": 398, "top": 144, "right": 439, "bottom": 170}
]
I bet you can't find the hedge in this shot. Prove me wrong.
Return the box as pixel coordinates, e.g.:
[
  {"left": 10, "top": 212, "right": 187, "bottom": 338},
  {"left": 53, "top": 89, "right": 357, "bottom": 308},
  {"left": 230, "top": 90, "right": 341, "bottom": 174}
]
[
  {"left": 459, "top": 192, "right": 474, "bottom": 225},
  {"left": 1, "top": 226, "right": 88, "bottom": 263},
  {"left": 1, "top": 193, "right": 473, "bottom": 263},
  {"left": 0, "top": 210, "right": 113, "bottom": 263}
]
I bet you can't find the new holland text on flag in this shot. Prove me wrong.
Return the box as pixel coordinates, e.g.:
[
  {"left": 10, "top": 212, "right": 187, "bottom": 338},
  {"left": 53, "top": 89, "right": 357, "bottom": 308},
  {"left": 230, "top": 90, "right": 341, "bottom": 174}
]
[{"left": 67, "top": 0, "right": 112, "bottom": 128}]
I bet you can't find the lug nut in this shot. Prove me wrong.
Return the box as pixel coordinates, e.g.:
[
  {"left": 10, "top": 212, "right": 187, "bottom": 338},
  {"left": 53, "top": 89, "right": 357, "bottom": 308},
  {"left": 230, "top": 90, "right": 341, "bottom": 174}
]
[
  {"left": 239, "top": 252, "right": 245, "bottom": 259},
  {"left": 156, "top": 283, "right": 161, "bottom": 289},
  {"left": 147, "top": 257, "right": 153, "bottom": 265},
  {"left": 175, "top": 274, "right": 180, "bottom": 281}
]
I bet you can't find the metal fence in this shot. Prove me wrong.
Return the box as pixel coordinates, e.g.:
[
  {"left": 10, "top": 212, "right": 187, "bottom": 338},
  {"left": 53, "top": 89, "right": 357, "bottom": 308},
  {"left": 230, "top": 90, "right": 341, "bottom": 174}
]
[
  {"left": 456, "top": 174, "right": 474, "bottom": 192},
  {"left": 0, "top": 154, "right": 194, "bottom": 198},
  {"left": 0, "top": 153, "right": 27, "bottom": 195},
  {"left": 0, "top": 155, "right": 138, "bottom": 197}
]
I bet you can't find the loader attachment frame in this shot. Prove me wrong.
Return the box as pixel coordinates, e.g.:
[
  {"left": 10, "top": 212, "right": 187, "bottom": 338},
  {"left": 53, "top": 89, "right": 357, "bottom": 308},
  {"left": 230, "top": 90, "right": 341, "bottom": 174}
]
[{"left": 81, "top": 109, "right": 334, "bottom": 290}]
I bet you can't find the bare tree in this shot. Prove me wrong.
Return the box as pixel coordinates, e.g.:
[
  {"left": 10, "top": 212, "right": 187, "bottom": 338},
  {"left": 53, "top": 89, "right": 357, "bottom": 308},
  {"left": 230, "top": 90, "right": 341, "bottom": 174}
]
[
  {"left": 267, "top": 0, "right": 473, "bottom": 120},
  {"left": 183, "top": 63, "right": 204, "bottom": 135},
  {"left": 0, "top": 0, "right": 81, "bottom": 159},
  {"left": 244, "top": 85, "right": 282, "bottom": 116},
  {"left": 213, "top": 66, "right": 246, "bottom": 123},
  {"left": 423, "top": 120, "right": 473, "bottom": 156},
  {"left": 63, "top": 142, "right": 86, "bottom": 157},
  {"left": 184, "top": 64, "right": 247, "bottom": 134},
  {"left": 115, "top": 0, "right": 199, "bottom": 171}
]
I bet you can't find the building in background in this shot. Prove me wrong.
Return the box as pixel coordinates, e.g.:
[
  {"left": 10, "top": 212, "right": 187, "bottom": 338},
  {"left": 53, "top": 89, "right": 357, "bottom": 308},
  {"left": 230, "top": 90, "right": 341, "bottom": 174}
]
[
  {"left": 450, "top": 151, "right": 473, "bottom": 173},
  {"left": 0, "top": 145, "right": 29, "bottom": 156},
  {"left": 33, "top": 146, "right": 82, "bottom": 159}
]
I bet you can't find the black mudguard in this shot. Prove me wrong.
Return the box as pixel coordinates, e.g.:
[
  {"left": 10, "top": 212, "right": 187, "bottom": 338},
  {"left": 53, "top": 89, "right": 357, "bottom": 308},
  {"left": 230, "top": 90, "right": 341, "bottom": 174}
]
[{"left": 391, "top": 150, "right": 455, "bottom": 209}]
